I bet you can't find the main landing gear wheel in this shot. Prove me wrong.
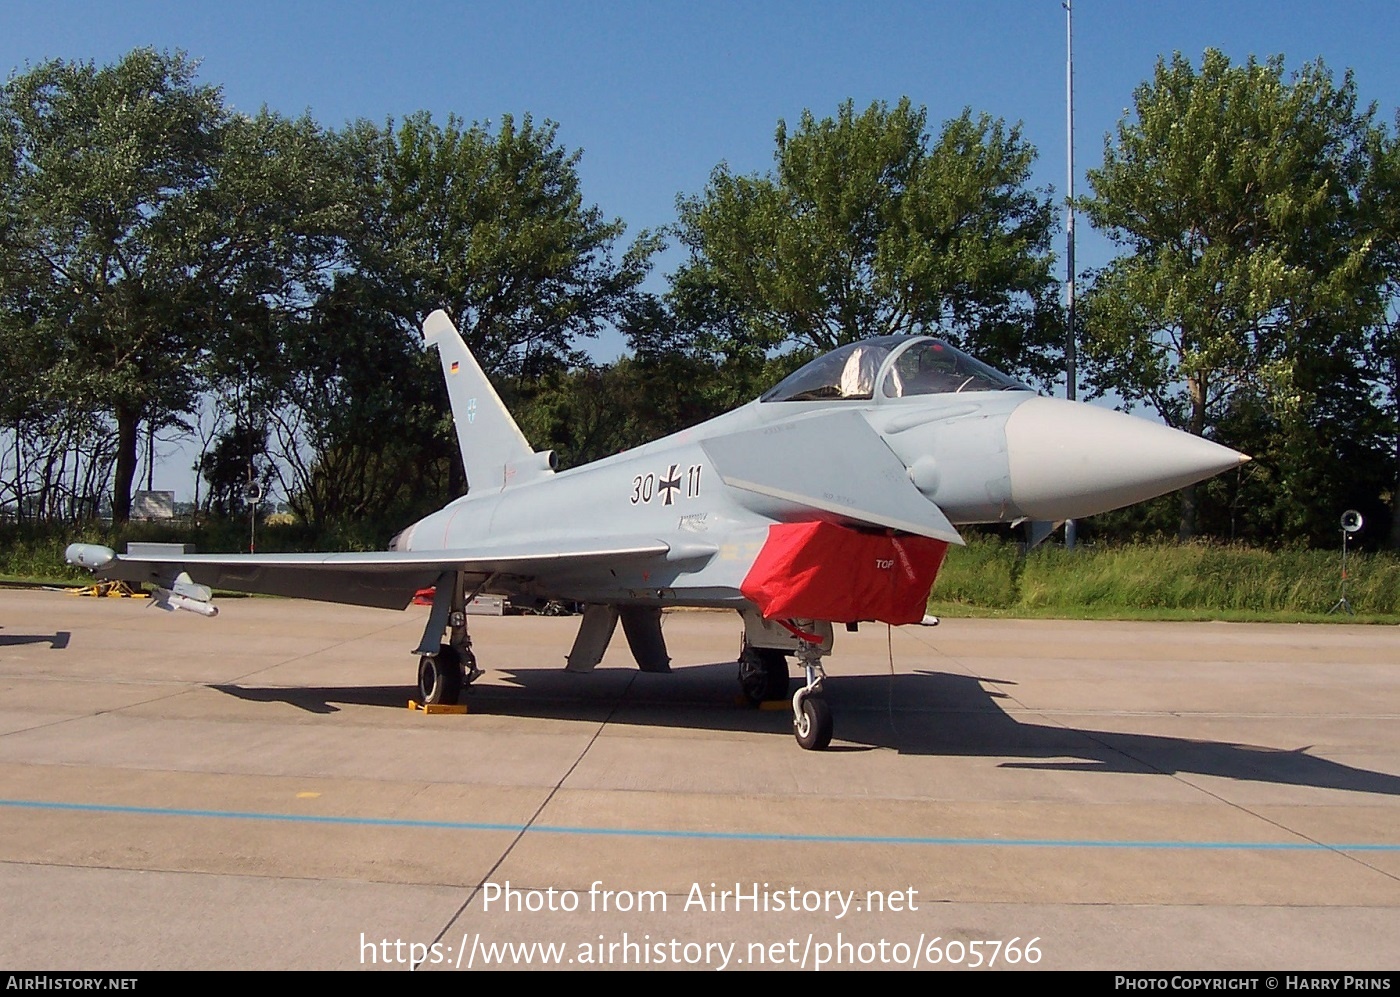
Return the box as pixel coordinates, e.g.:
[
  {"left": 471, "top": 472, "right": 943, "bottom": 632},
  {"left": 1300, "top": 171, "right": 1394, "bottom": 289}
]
[
  {"left": 418, "top": 643, "right": 463, "bottom": 705},
  {"left": 794, "top": 696, "right": 833, "bottom": 751},
  {"left": 738, "top": 646, "right": 790, "bottom": 704}
]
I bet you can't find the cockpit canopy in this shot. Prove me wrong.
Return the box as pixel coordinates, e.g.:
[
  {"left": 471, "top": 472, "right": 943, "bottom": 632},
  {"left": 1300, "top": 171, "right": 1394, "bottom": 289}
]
[{"left": 759, "top": 336, "right": 1030, "bottom": 403}]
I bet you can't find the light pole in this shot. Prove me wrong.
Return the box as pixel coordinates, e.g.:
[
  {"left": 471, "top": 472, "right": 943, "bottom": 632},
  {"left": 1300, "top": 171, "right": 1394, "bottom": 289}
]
[{"left": 1063, "top": 0, "right": 1078, "bottom": 549}]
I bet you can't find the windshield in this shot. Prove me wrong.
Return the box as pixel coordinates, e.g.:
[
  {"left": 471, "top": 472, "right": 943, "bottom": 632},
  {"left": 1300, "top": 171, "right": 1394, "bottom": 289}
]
[
  {"left": 760, "top": 338, "right": 908, "bottom": 402},
  {"left": 880, "top": 339, "right": 1029, "bottom": 397}
]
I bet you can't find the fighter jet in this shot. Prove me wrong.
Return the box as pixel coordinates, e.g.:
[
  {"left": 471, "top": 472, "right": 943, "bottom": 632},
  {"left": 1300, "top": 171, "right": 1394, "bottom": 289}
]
[{"left": 67, "top": 311, "right": 1248, "bottom": 749}]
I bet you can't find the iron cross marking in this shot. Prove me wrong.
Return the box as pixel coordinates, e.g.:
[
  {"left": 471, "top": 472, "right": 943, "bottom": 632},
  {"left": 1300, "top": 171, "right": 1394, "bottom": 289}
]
[{"left": 659, "top": 464, "right": 682, "bottom": 505}]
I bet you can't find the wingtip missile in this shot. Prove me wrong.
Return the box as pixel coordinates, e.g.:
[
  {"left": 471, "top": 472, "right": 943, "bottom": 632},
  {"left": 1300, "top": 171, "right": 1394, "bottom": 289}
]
[{"left": 65, "top": 543, "right": 116, "bottom": 571}]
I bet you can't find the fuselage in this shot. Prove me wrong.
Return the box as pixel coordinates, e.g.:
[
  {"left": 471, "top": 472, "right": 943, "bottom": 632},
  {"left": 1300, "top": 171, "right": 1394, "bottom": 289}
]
[{"left": 400, "top": 336, "right": 1246, "bottom": 608}]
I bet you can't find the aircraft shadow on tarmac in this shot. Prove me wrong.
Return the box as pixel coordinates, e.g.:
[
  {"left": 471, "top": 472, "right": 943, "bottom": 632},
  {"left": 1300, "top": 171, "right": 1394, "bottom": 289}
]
[
  {"left": 210, "top": 662, "right": 1400, "bottom": 798},
  {"left": 211, "top": 683, "right": 415, "bottom": 714},
  {"left": 0, "top": 628, "right": 70, "bottom": 649}
]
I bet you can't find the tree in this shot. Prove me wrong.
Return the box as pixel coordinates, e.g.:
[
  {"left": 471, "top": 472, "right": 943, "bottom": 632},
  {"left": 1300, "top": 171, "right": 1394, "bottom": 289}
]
[
  {"left": 198, "top": 110, "right": 357, "bottom": 525},
  {"left": 0, "top": 50, "right": 225, "bottom": 522},
  {"left": 0, "top": 50, "right": 347, "bottom": 524},
  {"left": 1363, "top": 119, "right": 1400, "bottom": 549},
  {"left": 514, "top": 296, "right": 745, "bottom": 471},
  {"left": 671, "top": 98, "right": 1061, "bottom": 385},
  {"left": 264, "top": 279, "right": 451, "bottom": 529},
  {"left": 1373, "top": 300, "right": 1400, "bottom": 548},
  {"left": 338, "top": 112, "right": 659, "bottom": 373},
  {"left": 197, "top": 421, "right": 273, "bottom": 519},
  {"left": 1079, "top": 50, "right": 1386, "bottom": 538},
  {"left": 271, "top": 112, "right": 660, "bottom": 510}
]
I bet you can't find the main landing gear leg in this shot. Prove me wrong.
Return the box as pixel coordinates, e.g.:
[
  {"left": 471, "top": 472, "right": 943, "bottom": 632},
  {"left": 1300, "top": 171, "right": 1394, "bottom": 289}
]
[
  {"left": 737, "top": 641, "right": 790, "bottom": 704},
  {"left": 415, "top": 571, "right": 483, "bottom": 705}
]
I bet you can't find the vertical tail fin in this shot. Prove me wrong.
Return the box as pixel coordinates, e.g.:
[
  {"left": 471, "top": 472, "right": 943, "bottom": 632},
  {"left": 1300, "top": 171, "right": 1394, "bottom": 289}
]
[{"left": 422, "top": 310, "right": 555, "bottom": 492}]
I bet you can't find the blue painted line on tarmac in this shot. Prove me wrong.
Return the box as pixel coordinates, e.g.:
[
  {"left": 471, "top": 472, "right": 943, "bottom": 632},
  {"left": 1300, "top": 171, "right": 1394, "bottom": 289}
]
[{"left": 3, "top": 798, "right": 1397, "bottom": 851}]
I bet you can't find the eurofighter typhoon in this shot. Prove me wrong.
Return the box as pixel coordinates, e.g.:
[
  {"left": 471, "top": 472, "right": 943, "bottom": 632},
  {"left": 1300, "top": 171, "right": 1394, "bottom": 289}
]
[{"left": 68, "top": 311, "right": 1247, "bottom": 749}]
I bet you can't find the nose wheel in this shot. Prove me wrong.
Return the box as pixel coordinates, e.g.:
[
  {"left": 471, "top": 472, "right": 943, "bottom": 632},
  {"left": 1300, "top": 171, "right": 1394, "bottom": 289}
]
[{"left": 794, "top": 695, "right": 832, "bottom": 751}]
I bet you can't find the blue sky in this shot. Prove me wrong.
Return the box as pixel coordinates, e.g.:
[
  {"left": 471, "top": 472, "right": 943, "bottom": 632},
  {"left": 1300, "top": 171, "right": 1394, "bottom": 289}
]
[
  {"left": 8, "top": 1, "right": 1400, "bottom": 278},
  {"left": 6, "top": 1, "right": 1399, "bottom": 494}
]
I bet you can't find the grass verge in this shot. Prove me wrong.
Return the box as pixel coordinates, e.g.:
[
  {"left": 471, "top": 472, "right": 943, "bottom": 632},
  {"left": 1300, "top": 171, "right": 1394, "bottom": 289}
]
[{"left": 930, "top": 536, "right": 1399, "bottom": 622}]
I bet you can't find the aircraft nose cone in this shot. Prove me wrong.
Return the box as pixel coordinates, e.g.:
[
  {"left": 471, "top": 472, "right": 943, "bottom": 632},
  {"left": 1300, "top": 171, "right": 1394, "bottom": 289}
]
[{"left": 1004, "top": 396, "right": 1249, "bottom": 521}]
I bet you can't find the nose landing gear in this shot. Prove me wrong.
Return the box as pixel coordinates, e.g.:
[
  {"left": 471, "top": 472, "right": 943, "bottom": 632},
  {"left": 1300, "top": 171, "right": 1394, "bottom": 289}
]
[
  {"left": 790, "top": 636, "right": 832, "bottom": 751},
  {"left": 794, "top": 694, "right": 832, "bottom": 751},
  {"left": 736, "top": 610, "right": 835, "bottom": 750}
]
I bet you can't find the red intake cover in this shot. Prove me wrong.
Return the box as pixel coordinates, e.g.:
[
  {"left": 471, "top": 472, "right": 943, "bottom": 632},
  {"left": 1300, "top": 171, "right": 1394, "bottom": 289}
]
[{"left": 740, "top": 521, "right": 949, "bottom": 625}]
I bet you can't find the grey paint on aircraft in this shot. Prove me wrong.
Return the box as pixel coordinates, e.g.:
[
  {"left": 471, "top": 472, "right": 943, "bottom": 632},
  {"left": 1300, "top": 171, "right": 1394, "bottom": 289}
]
[{"left": 66, "top": 311, "right": 1248, "bottom": 749}]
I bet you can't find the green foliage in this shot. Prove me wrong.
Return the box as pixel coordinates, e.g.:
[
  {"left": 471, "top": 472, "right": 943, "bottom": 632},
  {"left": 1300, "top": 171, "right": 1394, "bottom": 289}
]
[
  {"left": 673, "top": 98, "right": 1061, "bottom": 386},
  {"left": 0, "top": 50, "right": 225, "bottom": 521},
  {"left": 515, "top": 352, "right": 745, "bottom": 470},
  {"left": 0, "top": 51, "right": 662, "bottom": 530},
  {"left": 337, "top": 111, "right": 661, "bottom": 378},
  {"left": 4, "top": 45, "right": 1398, "bottom": 551},
  {"left": 1079, "top": 50, "right": 1390, "bottom": 538},
  {"left": 259, "top": 112, "right": 663, "bottom": 519},
  {"left": 197, "top": 423, "right": 273, "bottom": 519},
  {"left": 931, "top": 536, "right": 1400, "bottom": 619},
  {"left": 1361, "top": 127, "right": 1400, "bottom": 549},
  {"left": 0, "top": 51, "right": 349, "bottom": 524},
  {"left": 924, "top": 536, "right": 1022, "bottom": 608},
  {"left": 261, "top": 285, "right": 453, "bottom": 530}
]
